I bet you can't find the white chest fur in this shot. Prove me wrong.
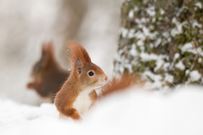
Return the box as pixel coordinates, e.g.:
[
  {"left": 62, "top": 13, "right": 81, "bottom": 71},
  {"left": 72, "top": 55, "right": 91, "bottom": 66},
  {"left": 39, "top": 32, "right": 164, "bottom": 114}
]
[{"left": 73, "top": 88, "right": 94, "bottom": 116}]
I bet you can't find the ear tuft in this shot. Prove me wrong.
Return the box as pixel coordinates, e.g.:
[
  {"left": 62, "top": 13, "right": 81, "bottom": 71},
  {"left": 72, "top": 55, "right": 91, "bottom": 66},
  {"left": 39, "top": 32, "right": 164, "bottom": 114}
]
[
  {"left": 68, "top": 42, "right": 91, "bottom": 66},
  {"left": 42, "top": 41, "right": 54, "bottom": 54},
  {"left": 41, "top": 41, "right": 55, "bottom": 67}
]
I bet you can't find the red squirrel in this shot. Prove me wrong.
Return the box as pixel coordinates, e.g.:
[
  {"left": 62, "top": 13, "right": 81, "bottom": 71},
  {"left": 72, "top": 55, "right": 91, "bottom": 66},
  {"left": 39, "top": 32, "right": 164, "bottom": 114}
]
[
  {"left": 54, "top": 42, "right": 108, "bottom": 120},
  {"left": 27, "top": 42, "right": 70, "bottom": 102}
]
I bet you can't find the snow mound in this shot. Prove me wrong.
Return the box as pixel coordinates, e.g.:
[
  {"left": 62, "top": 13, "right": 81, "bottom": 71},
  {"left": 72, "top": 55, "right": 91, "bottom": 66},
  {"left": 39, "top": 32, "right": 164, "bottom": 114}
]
[{"left": 1, "top": 86, "right": 203, "bottom": 135}]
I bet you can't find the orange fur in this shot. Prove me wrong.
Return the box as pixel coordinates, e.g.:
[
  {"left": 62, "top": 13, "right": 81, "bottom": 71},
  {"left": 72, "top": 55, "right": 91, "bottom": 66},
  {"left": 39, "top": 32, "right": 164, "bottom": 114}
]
[
  {"left": 99, "top": 74, "right": 144, "bottom": 98},
  {"left": 68, "top": 42, "right": 91, "bottom": 66},
  {"left": 55, "top": 42, "right": 107, "bottom": 120}
]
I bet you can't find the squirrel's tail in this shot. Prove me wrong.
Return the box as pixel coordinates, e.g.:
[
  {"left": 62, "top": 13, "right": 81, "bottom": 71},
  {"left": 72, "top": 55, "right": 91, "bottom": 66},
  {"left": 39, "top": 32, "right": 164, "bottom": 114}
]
[{"left": 99, "top": 74, "right": 143, "bottom": 98}]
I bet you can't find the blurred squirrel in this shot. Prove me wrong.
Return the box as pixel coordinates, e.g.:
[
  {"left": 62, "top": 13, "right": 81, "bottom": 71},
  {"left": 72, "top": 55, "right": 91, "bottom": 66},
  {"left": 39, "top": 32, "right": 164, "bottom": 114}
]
[
  {"left": 27, "top": 42, "right": 69, "bottom": 102},
  {"left": 55, "top": 42, "right": 108, "bottom": 120}
]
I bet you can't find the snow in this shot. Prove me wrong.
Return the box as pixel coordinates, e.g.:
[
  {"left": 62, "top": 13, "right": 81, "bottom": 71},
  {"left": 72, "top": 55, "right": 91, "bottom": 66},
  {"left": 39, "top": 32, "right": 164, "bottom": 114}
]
[
  {"left": 195, "top": 2, "right": 202, "bottom": 9},
  {"left": 164, "top": 73, "right": 174, "bottom": 83},
  {"left": 171, "top": 18, "right": 183, "bottom": 37},
  {"left": 189, "top": 71, "right": 201, "bottom": 82},
  {"left": 135, "top": 31, "right": 146, "bottom": 41},
  {"left": 137, "top": 39, "right": 144, "bottom": 46},
  {"left": 181, "top": 42, "right": 193, "bottom": 52},
  {"left": 192, "top": 20, "right": 202, "bottom": 28},
  {"left": 154, "top": 38, "right": 161, "bottom": 47},
  {"left": 129, "top": 44, "right": 138, "bottom": 56},
  {"left": 1, "top": 86, "right": 203, "bottom": 135},
  {"left": 140, "top": 53, "right": 168, "bottom": 72},
  {"left": 142, "top": 27, "right": 158, "bottom": 39},
  {"left": 175, "top": 61, "right": 185, "bottom": 70},
  {"left": 160, "top": 9, "right": 165, "bottom": 15},
  {"left": 174, "top": 53, "right": 180, "bottom": 60},
  {"left": 128, "top": 10, "right": 134, "bottom": 19},
  {"left": 198, "top": 58, "right": 202, "bottom": 63},
  {"left": 121, "top": 28, "right": 129, "bottom": 38},
  {"left": 146, "top": 6, "right": 155, "bottom": 17},
  {"left": 181, "top": 42, "right": 203, "bottom": 57},
  {"left": 140, "top": 53, "right": 166, "bottom": 62},
  {"left": 133, "top": 6, "right": 139, "bottom": 12},
  {"left": 143, "top": 71, "right": 162, "bottom": 88}
]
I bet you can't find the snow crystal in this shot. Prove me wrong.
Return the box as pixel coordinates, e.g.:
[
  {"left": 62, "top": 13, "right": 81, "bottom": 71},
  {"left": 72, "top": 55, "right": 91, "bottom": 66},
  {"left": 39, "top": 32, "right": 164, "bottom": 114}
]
[
  {"left": 155, "top": 59, "right": 165, "bottom": 71},
  {"left": 171, "top": 18, "right": 183, "bottom": 37},
  {"left": 181, "top": 42, "right": 193, "bottom": 52},
  {"left": 175, "top": 61, "right": 185, "bottom": 70},
  {"left": 171, "top": 26, "right": 182, "bottom": 37},
  {"left": 140, "top": 53, "right": 167, "bottom": 62},
  {"left": 154, "top": 38, "right": 162, "bottom": 47},
  {"left": 128, "top": 29, "right": 135, "bottom": 38},
  {"left": 128, "top": 10, "right": 134, "bottom": 19},
  {"left": 198, "top": 58, "right": 202, "bottom": 63},
  {"left": 185, "top": 69, "right": 190, "bottom": 75},
  {"left": 195, "top": 2, "right": 202, "bottom": 9},
  {"left": 146, "top": 6, "right": 155, "bottom": 17},
  {"left": 140, "top": 53, "right": 156, "bottom": 61},
  {"left": 192, "top": 20, "right": 202, "bottom": 28},
  {"left": 133, "top": 6, "right": 139, "bottom": 12},
  {"left": 135, "top": 31, "right": 146, "bottom": 41},
  {"left": 163, "top": 32, "right": 170, "bottom": 38},
  {"left": 140, "top": 52, "right": 169, "bottom": 72},
  {"left": 189, "top": 71, "right": 201, "bottom": 81},
  {"left": 181, "top": 42, "right": 203, "bottom": 57},
  {"left": 129, "top": 45, "right": 138, "bottom": 56},
  {"left": 135, "top": 18, "right": 148, "bottom": 25},
  {"left": 160, "top": 9, "right": 165, "bottom": 15},
  {"left": 137, "top": 40, "right": 144, "bottom": 46},
  {"left": 143, "top": 71, "right": 162, "bottom": 88},
  {"left": 164, "top": 73, "right": 174, "bottom": 83},
  {"left": 149, "top": 25, "right": 155, "bottom": 31},
  {"left": 163, "top": 63, "right": 170, "bottom": 70},
  {"left": 121, "top": 28, "right": 129, "bottom": 38},
  {"left": 174, "top": 53, "right": 180, "bottom": 60},
  {"left": 142, "top": 27, "right": 157, "bottom": 39}
]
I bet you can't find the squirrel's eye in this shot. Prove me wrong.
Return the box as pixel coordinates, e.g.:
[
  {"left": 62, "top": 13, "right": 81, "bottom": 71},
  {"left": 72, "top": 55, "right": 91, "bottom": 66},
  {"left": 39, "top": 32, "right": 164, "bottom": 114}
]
[{"left": 87, "top": 70, "right": 95, "bottom": 77}]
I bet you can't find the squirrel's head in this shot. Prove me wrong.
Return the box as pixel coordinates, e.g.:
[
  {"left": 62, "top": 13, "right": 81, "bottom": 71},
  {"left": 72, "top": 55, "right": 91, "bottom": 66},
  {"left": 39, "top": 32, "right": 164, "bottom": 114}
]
[
  {"left": 69, "top": 43, "right": 108, "bottom": 89},
  {"left": 74, "top": 58, "right": 108, "bottom": 89}
]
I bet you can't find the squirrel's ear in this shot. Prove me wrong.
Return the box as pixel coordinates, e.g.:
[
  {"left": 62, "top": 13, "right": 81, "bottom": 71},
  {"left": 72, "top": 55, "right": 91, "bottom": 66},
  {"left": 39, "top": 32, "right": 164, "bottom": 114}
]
[
  {"left": 42, "top": 42, "right": 54, "bottom": 55},
  {"left": 75, "top": 59, "right": 83, "bottom": 74},
  {"left": 79, "top": 46, "right": 91, "bottom": 64},
  {"left": 41, "top": 42, "right": 54, "bottom": 67},
  {"left": 68, "top": 42, "right": 91, "bottom": 65}
]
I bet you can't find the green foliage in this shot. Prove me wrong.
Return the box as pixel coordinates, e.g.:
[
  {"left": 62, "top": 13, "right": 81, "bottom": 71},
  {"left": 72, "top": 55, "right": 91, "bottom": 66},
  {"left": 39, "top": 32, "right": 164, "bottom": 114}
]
[{"left": 114, "top": 0, "right": 203, "bottom": 88}]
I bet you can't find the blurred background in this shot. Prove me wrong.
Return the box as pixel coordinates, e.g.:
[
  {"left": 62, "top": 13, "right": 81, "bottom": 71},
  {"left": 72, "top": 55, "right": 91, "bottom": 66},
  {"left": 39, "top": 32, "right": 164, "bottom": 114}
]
[{"left": 0, "top": 0, "right": 123, "bottom": 105}]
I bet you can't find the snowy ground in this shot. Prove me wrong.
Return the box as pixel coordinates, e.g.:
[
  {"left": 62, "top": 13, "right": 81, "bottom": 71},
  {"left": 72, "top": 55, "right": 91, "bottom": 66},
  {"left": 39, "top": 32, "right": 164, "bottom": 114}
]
[{"left": 1, "top": 86, "right": 203, "bottom": 135}]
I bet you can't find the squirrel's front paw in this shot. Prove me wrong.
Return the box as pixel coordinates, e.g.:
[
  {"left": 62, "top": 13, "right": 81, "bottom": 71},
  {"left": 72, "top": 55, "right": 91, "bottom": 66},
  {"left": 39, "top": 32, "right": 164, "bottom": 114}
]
[{"left": 68, "top": 108, "right": 81, "bottom": 120}]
